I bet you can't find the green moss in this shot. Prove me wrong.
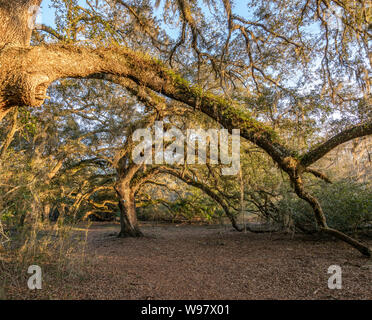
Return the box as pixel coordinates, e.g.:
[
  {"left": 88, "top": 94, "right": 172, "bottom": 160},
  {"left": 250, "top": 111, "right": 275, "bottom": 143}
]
[
  {"left": 222, "top": 105, "right": 279, "bottom": 140},
  {"left": 163, "top": 66, "right": 280, "bottom": 142}
]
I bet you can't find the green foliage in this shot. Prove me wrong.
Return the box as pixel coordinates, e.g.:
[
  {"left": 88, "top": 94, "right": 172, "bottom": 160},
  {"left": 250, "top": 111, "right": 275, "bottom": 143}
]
[
  {"left": 138, "top": 189, "right": 224, "bottom": 223},
  {"left": 170, "top": 191, "right": 223, "bottom": 222},
  {"left": 277, "top": 180, "right": 372, "bottom": 233}
]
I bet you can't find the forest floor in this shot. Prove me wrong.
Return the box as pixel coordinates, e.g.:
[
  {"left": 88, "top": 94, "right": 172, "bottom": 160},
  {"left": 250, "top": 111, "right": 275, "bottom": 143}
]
[{"left": 3, "top": 222, "right": 372, "bottom": 300}]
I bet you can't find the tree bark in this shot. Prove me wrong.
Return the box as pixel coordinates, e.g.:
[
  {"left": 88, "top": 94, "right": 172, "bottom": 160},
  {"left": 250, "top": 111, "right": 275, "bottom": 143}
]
[
  {"left": 0, "top": 108, "right": 18, "bottom": 158},
  {"left": 0, "top": 0, "right": 42, "bottom": 47},
  {"left": 115, "top": 183, "right": 143, "bottom": 238}
]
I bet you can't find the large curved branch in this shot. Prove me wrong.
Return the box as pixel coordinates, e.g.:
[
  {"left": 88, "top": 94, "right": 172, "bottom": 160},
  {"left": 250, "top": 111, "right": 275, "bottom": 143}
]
[
  {"left": 300, "top": 121, "right": 372, "bottom": 167},
  {"left": 0, "top": 44, "right": 291, "bottom": 168},
  {"left": 4, "top": 44, "right": 369, "bottom": 174},
  {"left": 156, "top": 166, "right": 243, "bottom": 232},
  {"left": 304, "top": 168, "right": 332, "bottom": 184},
  {"left": 35, "top": 24, "right": 65, "bottom": 41}
]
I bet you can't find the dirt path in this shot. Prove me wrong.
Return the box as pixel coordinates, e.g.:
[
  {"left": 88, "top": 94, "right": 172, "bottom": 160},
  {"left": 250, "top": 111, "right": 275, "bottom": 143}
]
[{"left": 9, "top": 223, "right": 372, "bottom": 299}]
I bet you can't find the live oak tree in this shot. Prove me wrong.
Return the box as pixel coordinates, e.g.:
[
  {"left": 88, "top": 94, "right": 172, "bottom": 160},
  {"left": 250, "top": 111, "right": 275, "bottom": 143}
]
[
  {"left": 9, "top": 73, "right": 241, "bottom": 236},
  {"left": 0, "top": 0, "right": 371, "bottom": 256},
  {"left": 112, "top": 108, "right": 244, "bottom": 236}
]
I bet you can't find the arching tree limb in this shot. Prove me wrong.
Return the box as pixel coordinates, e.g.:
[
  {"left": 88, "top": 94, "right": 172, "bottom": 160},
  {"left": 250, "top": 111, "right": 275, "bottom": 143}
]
[
  {"left": 290, "top": 172, "right": 371, "bottom": 257},
  {"left": 0, "top": 44, "right": 290, "bottom": 167},
  {"left": 156, "top": 167, "right": 243, "bottom": 232},
  {"left": 300, "top": 121, "right": 372, "bottom": 167},
  {"left": 305, "top": 168, "right": 332, "bottom": 184}
]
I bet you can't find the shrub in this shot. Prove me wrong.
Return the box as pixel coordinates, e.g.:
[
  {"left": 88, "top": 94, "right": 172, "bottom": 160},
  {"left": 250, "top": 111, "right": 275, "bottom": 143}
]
[{"left": 277, "top": 179, "right": 372, "bottom": 234}]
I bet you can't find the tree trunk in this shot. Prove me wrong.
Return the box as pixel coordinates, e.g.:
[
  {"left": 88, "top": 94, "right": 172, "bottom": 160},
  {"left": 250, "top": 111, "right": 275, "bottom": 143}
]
[
  {"left": 0, "top": 0, "right": 42, "bottom": 47},
  {"left": 116, "top": 184, "right": 143, "bottom": 238}
]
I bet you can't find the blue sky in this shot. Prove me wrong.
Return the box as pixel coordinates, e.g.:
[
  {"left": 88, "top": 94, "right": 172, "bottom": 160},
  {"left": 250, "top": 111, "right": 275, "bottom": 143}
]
[
  {"left": 39, "top": 0, "right": 56, "bottom": 27},
  {"left": 39, "top": 0, "right": 252, "bottom": 29}
]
